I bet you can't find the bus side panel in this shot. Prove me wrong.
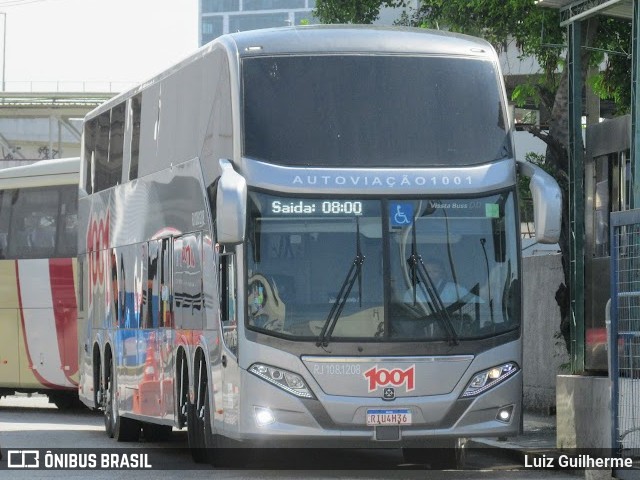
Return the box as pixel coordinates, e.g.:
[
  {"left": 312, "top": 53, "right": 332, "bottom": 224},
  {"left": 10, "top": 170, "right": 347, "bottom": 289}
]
[
  {"left": 0, "top": 260, "right": 20, "bottom": 388},
  {"left": 50, "top": 258, "right": 78, "bottom": 385},
  {"left": 0, "top": 258, "right": 77, "bottom": 392},
  {"left": 99, "top": 162, "right": 212, "bottom": 424},
  {"left": 78, "top": 191, "right": 111, "bottom": 406},
  {"left": 16, "top": 259, "right": 76, "bottom": 390},
  {"left": 139, "top": 46, "right": 222, "bottom": 179},
  {"left": 198, "top": 47, "right": 235, "bottom": 194},
  {"left": 113, "top": 244, "right": 144, "bottom": 419}
]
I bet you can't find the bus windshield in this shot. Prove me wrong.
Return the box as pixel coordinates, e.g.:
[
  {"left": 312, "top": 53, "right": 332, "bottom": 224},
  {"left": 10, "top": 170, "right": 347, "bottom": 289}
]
[
  {"left": 242, "top": 55, "right": 511, "bottom": 167},
  {"left": 0, "top": 185, "right": 78, "bottom": 259},
  {"left": 246, "top": 192, "right": 520, "bottom": 342}
]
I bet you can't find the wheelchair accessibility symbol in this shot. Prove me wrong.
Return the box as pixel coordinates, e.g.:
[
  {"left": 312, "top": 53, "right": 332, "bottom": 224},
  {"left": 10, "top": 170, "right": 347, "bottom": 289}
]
[{"left": 390, "top": 202, "right": 413, "bottom": 226}]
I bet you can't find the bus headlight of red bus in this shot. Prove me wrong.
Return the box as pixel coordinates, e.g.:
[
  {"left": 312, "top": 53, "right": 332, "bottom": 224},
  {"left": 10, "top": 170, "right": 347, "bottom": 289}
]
[
  {"left": 460, "top": 362, "right": 519, "bottom": 398},
  {"left": 249, "top": 363, "right": 316, "bottom": 399}
]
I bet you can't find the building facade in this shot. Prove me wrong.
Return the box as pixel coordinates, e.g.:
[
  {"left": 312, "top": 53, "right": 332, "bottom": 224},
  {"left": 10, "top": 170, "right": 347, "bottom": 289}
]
[{"left": 199, "top": 0, "right": 318, "bottom": 45}]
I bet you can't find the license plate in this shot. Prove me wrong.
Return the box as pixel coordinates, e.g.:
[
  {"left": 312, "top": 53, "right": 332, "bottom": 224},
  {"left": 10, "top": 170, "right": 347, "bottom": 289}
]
[{"left": 366, "top": 408, "right": 412, "bottom": 426}]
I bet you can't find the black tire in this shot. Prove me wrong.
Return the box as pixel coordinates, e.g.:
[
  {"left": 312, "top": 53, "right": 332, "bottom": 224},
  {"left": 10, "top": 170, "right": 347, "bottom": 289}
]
[
  {"left": 402, "top": 438, "right": 466, "bottom": 469},
  {"left": 177, "top": 354, "right": 189, "bottom": 429},
  {"left": 188, "top": 402, "right": 206, "bottom": 463},
  {"left": 142, "top": 423, "right": 173, "bottom": 442},
  {"left": 103, "top": 362, "right": 115, "bottom": 438},
  {"left": 104, "top": 358, "right": 140, "bottom": 442},
  {"left": 203, "top": 383, "right": 221, "bottom": 467},
  {"left": 49, "top": 392, "right": 79, "bottom": 410},
  {"left": 189, "top": 357, "right": 207, "bottom": 463},
  {"left": 188, "top": 356, "right": 220, "bottom": 467}
]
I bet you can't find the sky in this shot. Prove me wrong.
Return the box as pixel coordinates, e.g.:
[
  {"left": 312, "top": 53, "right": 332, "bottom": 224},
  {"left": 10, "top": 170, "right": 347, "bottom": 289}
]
[{"left": 0, "top": 0, "right": 198, "bottom": 89}]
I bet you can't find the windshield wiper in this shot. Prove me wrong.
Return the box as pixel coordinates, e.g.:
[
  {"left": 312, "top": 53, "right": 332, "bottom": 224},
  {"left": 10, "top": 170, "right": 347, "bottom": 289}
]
[
  {"left": 407, "top": 219, "right": 459, "bottom": 346},
  {"left": 479, "top": 238, "right": 495, "bottom": 324},
  {"left": 316, "top": 218, "right": 365, "bottom": 348}
]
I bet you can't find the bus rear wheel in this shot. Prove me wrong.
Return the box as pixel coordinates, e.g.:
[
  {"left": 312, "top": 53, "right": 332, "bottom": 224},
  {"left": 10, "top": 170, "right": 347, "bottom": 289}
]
[
  {"left": 187, "top": 401, "right": 206, "bottom": 463},
  {"left": 203, "top": 382, "right": 224, "bottom": 467},
  {"left": 188, "top": 356, "right": 221, "bottom": 466},
  {"left": 188, "top": 357, "right": 207, "bottom": 463},
  {"left": 104, "top": 359, "right": 140, "bottom": 442}
]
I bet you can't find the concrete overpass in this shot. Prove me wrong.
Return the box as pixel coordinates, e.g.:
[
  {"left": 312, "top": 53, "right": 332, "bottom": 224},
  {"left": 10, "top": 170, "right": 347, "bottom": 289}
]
[{"left": 0, "top": 84, "right": 125, "bottom": 167}]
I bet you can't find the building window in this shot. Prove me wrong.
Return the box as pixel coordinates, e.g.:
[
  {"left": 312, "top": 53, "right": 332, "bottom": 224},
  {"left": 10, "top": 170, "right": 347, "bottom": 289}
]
[
  {"left": 202, "top": 0, "right": 239, "bottom": 13},
  {"left": 202, "top": 16, "right": 224, "bottom": 41},
  {"left": 243, "top": 0, "right": 305, "bottom": 10},
  {"left": 229, "top": 12, "right": 290, "bottom": 32}
]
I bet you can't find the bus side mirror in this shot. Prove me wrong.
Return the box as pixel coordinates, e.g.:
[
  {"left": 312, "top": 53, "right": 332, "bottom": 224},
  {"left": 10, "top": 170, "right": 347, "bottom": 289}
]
[
  {"left": 216, "top": 159, "right": 247, "bottom": 245},
  {"left": 517, "top": 159, "right": 561, "bottom": 244}
]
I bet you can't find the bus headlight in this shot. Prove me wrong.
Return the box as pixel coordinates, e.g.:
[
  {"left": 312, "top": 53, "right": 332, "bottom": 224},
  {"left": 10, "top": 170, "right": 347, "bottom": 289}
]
[
  {"left": 249, "top": 363, "right": 315, "bottom": 399},
  {"left": 460, "top": 362, "right": 519, "bottom": 398},
  {"left": 254, "top": 406, "right": 276, "bottom": 426}
]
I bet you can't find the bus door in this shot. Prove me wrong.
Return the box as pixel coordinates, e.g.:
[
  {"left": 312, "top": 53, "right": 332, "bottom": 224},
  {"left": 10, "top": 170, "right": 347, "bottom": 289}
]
[
  {"left": 218, "top": 247, "right": 239, "bottom": 435},
  {"left": 0, "top": 193, "right": 19, "bottom": 386},
  {"left": 172, "top": 237, "right": 184, "bottom": 333},
  {"left": 139, "top": 237, "right": 176, "bottom": 420},
  {"left": 0, "top": 298, "right": 19, "bottom": 386},
  {"left": 18, "top": 258, "right": 75, "bottom": 389},
  {"left": 174, "top": 233, "right": 204, "bottom": 332}
]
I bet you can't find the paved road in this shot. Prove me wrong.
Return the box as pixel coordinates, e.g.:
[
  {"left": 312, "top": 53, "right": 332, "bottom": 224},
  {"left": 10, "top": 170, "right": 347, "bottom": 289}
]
[{"left": 0, "top": 395, "right": 583, "bottom": 479}]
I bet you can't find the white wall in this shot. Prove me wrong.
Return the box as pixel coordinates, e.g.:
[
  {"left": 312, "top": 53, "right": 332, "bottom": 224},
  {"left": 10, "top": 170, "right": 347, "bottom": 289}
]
[
  {"left": 513, "top": 129, "right": 547, "bottom": 160},
  {"left": 522, "top": 254, "right": 569, "bottom": 412}
]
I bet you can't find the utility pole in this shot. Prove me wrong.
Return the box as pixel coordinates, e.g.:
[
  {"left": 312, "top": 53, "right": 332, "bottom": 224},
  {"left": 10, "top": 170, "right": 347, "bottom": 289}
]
[{"left": 1, "top": 12, "right": 6, "bottom": 91}]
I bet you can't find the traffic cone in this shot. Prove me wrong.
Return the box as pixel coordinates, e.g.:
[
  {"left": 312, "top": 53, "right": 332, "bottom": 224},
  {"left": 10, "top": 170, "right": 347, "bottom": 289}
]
[{"left": 135, "top": 334, "right": 162, "bottom": 416}]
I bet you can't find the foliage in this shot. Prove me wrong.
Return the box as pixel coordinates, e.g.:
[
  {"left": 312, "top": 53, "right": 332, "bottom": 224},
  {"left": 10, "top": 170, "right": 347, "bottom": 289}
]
[
  {"left": 315, "top": 0, "right": 631, "bottom": 115},
  {"left": 314, "top": 0, "right": 406, "bottom": 24},
  {"left": 588, "top": 18, "right": 632, "bottom": 115},
  {"left": 518, "top": 152, "right": 545, "bottom": 199}
]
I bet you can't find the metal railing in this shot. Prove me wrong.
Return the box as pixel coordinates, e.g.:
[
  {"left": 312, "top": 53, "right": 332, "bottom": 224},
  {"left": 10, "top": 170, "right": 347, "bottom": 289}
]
[
  {"left": 0, "top": 80, "right": 135, "bottom": 93},
  {"left": 610, "top": 209, "right": 640, "bottom": 477}
]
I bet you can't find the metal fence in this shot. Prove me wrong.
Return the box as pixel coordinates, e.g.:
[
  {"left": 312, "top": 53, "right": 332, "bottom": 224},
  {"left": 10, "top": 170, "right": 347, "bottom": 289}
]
[
  {"left": 1, "top": 80, "right": 134, "bottom": 93},
  {"left": 610, "top": 209, "right": 640, "bottom": 477}
]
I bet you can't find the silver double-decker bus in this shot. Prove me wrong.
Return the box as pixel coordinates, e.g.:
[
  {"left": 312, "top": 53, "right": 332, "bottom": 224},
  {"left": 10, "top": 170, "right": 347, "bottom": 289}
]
[{"left": 77, "top": 26, "right": 561, "bottom": 467}]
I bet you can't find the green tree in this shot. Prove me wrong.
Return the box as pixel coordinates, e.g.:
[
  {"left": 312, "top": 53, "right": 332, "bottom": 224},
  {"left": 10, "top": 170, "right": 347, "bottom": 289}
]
[
  {"left": 315, "top": 0, "right": 632, "bottom": 353},
  {"left": 314, "top": 0, "right": 405, "bottom": 24}
]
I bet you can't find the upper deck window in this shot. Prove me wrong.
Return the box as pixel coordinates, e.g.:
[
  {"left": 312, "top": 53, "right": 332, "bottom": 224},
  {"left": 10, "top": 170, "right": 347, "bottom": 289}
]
[{"left": 242, "top": 55, "right": 511, "bottom": 168}]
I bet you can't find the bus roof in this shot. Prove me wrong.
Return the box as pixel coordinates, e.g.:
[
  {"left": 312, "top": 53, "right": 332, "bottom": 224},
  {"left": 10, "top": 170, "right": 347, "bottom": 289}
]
[
  {"left": 227, "top": 25, "right": 495, "bottom": 58},
  {"left": 0, "top": 157, "right": 80, "bottom": 190},
  {"left": 86, "top": 26, "right": 496, "bottom": 120}
]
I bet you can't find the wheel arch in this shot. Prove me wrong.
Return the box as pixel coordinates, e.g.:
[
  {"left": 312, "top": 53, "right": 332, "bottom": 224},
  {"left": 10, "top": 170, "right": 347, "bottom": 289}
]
[{"left": 92, "top": 342, "right": 102, "bottom": 407}]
